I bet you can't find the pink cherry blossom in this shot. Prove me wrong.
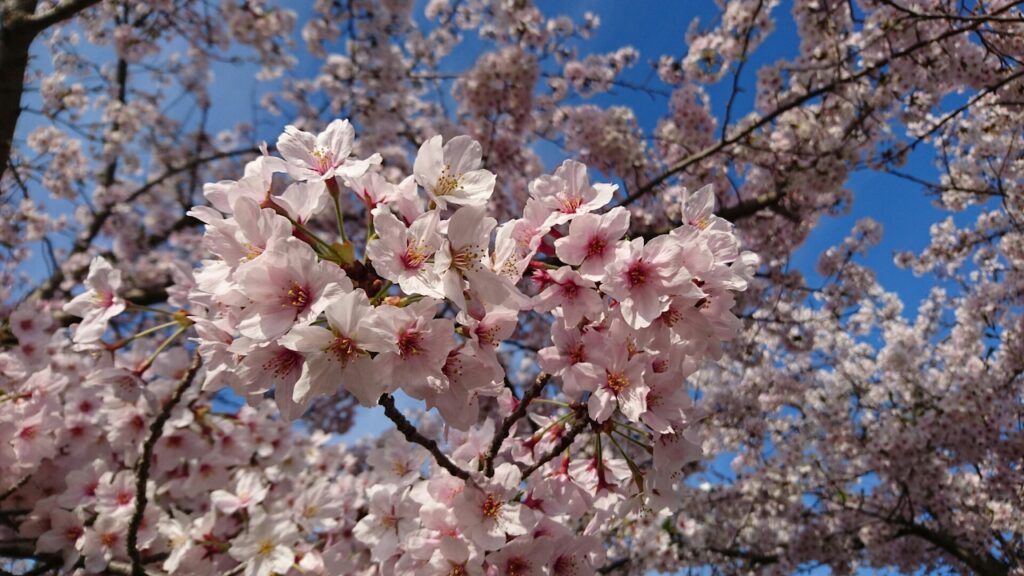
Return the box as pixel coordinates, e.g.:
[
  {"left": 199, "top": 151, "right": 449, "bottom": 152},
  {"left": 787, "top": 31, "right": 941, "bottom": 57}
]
[
  {"left": 279, "top": 288, "right": 394, "bottom": 406},
  {"left": 454, "top": 464, "right": 532, "bottom": 551},
  {"left": 532, "top": 266, "right": 604, "bottom": 328},
  {"left": 528, "top": 159, "right": 617, "bottom": 225},
  {"left": 600, "top": 236, "right": 690, "bottom": 329},
  {"left": 62, "top": 257, "right": 126, "bottom": 346},
  {"left": 414, "top": 135, "right": 495, "bottom": 209},
  {"left": 228, "top": 513, "right": 298, "bottom": 576},
  {"left": 366, "top": 208, "right": 444, "bottom": 298},
  {"left": 373, "top": 299, "right": 455, "bottom": 400},
  {"left": 276, "top": 119, "right": 380, "bottom": 182},
  {"left": 553, "top": 206, "right": 630, "bottom": 280},
  {"left": 234, "top": 239, "right": 352, "bottom": 341}
]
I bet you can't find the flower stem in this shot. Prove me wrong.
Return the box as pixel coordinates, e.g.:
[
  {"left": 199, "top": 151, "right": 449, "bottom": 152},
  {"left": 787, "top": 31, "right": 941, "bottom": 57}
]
[
  {"left": 127, "top": 302, "right": 174, "bottom": 317},
  {"left": 532, "top": 398, "right": 571, "bottom": 408},
  {"left": 614, "top": 420, "right": 652, "bottom": 438},
  {"left": 285, "top": 214, "right": 335, "bottom": 255},
  {"left": 613, "top": 427, "right": 653, "bottom": 454},
  {"left": 327, "top": 178, "right": 347, "bottom": 243},
  {"left": 135, "top": 324, "right": 189, "bottom": 375},
  {"left": 533, "top": 411, "right": 575, "bottom": 440},
  {"left": 371, "top": 281, "right": 393, "bottom": 305},
  {"left": 106, "top": 321, "right": 180, "bottom": 351}
]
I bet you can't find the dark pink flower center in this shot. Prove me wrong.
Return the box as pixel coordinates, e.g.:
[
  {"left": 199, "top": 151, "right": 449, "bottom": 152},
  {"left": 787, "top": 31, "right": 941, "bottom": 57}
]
[
  {"left": 402, "top": 241, "right": 430, "bottom": 271},
  {"left": 328, "top": 334, "right": 358, "bottom": 365},
  {"left": 585, "top": 236, "right": 607, "bottom": 258},
  {"left": 398, "top": 329, "right": 423, "bottom": 357},
  {"left": 626, "top": 261, "right": 648, "bottom": 288},
  {"left": 264, "top": 348, "right": 303, "bottom": 377}
]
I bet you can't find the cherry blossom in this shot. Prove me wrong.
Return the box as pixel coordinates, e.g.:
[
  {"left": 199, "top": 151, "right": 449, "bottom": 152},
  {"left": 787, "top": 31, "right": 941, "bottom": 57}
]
[
  {"left": 61, "top": 257, "right": 125, "bottom": 346},
  {"left": 276, "top": 119, "right": 380, "bottom": 183},
  {"left": 414, "top": 135, "right": 496, "bottom": 209}
]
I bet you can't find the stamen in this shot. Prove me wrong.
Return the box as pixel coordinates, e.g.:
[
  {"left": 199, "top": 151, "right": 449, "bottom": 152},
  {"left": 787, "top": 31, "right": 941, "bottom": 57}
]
[
  {"left": 402, "top": 241, "right": 430, "bottom": 270},
  {"left": 585, "top": 236, "right": 607, "bottom": 258},
  {"left": 311, "top": 146, "right": 334, "bottom": 175},
  {"left": 480, "top": 493, "right": 503, "bottom": 519},
  {"left": 398, "top": 329, "right": 422, "bottom": 357},
  {"left": 606, "top": 371, "right": 629, "bottom": 394},
  {"left": 435, "top": 164, "right": 462, "bottom": 196},
  {"left": 286, "top": 282, "right": 311, "bottom": 309}
]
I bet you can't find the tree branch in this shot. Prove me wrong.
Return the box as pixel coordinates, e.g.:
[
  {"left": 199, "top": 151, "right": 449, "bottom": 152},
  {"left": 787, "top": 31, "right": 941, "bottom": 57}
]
[
  {"left": 0, "top": 0, "right": 101, "bottom": 183},
  {"left": 519, "top": 417, "right": 586, "bottom": 480},
  {"left": 126, "top": 351, "right": 202, "bottom": 576},
  {"left": 897, "top": 521, "right": 1009, "bottom": 576},
  {"left": 22, "top": 0, "right": 101, "bottom": 33},
  {"left": 482, "top": 373, "right": 550, "bottom": 477},
  {"left": 377, "top": 394, "right": 470, "bottom": 480},
  {"left": 32, "top": 146, "right": 261, "bottom": 300},
  {"left": 615, "top": 5, "right": 1020, "bottom": 208}
]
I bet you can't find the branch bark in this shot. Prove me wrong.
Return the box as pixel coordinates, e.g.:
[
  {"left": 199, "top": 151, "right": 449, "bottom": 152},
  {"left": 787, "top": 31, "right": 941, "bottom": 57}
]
[
  {"left": 481, "top": 373, "right": 550, "bottom": 477},
  {"left": 519, "top": 417, "right": 586, "bottom": 480},
  {"left": 897, "top": 521, "right": 1009, "bottom": 576},
  {"left": 126, "top": 351, "right": 202, "bottom": 576},
  {"left": 0, "top": 0, "right": 101, "bottom": 182},
  {"left": 378, "top": 393, "right": 470, "bottom": 480}
]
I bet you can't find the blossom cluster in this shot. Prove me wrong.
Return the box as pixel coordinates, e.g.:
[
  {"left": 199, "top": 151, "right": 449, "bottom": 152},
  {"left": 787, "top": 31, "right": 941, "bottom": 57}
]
[
  {"left": 177, "top": 119, "right": 756, "bottom": 430},
  {"left": 34, "top": 118, "right": 756, "bottom": 574}
]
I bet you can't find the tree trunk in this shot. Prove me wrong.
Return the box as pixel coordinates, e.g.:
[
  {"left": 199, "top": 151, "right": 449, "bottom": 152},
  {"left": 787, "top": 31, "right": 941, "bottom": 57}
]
[
  {"left": 0, "top": 0, "right": 101, "bottom": 183},
  {"left": 0, "top": 0, "right": 40, "bottom": 182}
]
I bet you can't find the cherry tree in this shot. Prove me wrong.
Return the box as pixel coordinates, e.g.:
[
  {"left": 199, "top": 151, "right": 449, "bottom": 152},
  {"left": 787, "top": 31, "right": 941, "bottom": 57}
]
[{"left": 1, "top": 0, "right": 1023, "bottom": 575}]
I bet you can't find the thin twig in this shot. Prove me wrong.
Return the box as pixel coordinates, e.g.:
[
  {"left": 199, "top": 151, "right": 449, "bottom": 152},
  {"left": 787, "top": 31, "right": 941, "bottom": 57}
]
[
  {"left": 0, "top": 475, "right": 31, "bottom": 502},
  {"left": 482, "top": 373, "right": 550, "bottom": 477},
  {"left": 33, "top": 146, "right": 262, "bottom": 300},
  {"left": 127, "top": 351, "right": 202, "bottom": 576},
  {"left": 378, "top": 394, "right": 470, "bottom": 480},
  {"left": 616, "top": 5, "right": 1020, "bottom": 207}
]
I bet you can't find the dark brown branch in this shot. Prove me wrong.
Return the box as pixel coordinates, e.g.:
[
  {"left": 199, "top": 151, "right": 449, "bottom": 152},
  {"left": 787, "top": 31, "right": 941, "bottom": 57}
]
[
  {"left": 99, "top": 45, "right": 129, "bottom": 193},
  {"left": 378, "top": 393, "right": 470, "bottom": 480},
  {"left": 519, "top": 418, "right": 586, "bottom": 480},
  {"left": 720, "top": 0, "right": 766, "bottom": 141},
  {"left": 874, "top": 0, "right": 1024, "bottom": 24},
  {"left": 0, "top": 474, "right": 30, "bottom": 502},
  {"left": 21, "top": 0, "right": 101, "bottom": 33},
  {"left": 707, "top": 545, "right": 780, "bottom": 566},
  {"left": 880, "top": 66, "right": 1024, "bottom": 165},
  {"left": 126, "top": 351, "right": 202, "bottom": 576},
  {"left": 897, "top": 521, "right": 1009, "bottom": 576},
  {"left": 597, "top": 557, "right": 630, "bottom": 574},
  {"left": 482, "top": 373, "right": 550, "bottom": 477}
]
